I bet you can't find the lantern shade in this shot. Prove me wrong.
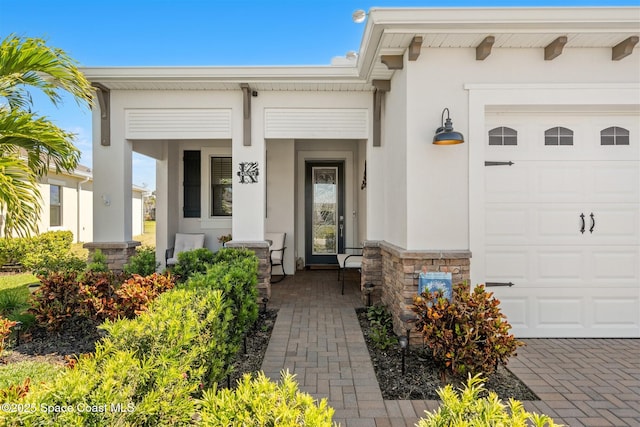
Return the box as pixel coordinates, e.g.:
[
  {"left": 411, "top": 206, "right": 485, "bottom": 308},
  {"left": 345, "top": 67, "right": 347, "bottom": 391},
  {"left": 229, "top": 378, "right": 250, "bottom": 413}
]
[{"left": 433, "top": 109, "right": 464, "bottom": 145}]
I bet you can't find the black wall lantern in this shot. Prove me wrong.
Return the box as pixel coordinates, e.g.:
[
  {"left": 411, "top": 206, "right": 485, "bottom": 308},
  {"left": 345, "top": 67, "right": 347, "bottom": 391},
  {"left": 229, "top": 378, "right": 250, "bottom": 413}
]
[{"left": 433, "top": 108, "right": 465, "bottom": 145}]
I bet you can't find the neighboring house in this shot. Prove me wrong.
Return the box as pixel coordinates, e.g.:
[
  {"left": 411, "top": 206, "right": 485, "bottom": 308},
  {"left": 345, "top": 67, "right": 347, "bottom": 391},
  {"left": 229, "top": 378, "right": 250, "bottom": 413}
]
[
  {"left": 83, "top": 7, "right": 639, "bottom": 338},
  {"left": 0, "top": 164, "right": 146, "bottom": 242}
]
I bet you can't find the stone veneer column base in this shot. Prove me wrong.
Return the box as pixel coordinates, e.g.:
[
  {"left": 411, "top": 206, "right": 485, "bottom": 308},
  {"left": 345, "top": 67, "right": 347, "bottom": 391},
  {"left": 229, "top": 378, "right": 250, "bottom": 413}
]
[
  {"left": 225, "top": 241, "right": 271, "bottom": 301},
  {"left": 83, "top": 241, "right": 141, "bottom": 272},
  {"left": 362, "top": 240, "right": 471, "bottom": 345}
]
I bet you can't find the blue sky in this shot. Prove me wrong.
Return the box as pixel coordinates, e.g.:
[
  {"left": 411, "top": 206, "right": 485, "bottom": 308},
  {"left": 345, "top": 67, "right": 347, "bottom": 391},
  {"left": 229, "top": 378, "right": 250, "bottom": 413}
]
[{"left": 2, "top": 0, "right": 637, "bottom": 190}]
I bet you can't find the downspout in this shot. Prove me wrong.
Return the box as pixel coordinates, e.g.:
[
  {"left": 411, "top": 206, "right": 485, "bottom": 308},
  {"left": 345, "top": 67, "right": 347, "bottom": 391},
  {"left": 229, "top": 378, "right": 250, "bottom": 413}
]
[{"left": 77, "top": 175, "right": 90, "bottom": 243}]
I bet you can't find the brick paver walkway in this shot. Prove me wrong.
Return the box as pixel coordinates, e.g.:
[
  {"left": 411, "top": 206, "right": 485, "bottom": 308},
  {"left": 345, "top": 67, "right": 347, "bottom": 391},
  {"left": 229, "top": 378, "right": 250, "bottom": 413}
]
[{"left": 261, "top": 270, "right": 640, "bottom": 426}]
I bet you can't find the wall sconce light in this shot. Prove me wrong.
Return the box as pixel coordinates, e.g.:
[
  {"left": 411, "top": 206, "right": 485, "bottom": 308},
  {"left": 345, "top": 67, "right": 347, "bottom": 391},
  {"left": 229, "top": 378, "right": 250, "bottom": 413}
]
[{"left": 433, "top": 108, "right": 465, "bottom": 145}]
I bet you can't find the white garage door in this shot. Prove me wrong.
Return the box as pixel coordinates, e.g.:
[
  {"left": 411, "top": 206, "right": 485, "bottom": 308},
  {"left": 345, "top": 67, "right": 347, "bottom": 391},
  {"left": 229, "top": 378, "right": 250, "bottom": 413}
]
[{"left": 483, "top": 111, "right": 639, "bottom": 338}]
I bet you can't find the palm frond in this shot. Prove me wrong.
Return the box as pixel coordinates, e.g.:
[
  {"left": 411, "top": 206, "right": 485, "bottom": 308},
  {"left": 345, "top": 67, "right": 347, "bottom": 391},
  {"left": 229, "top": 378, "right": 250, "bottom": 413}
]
[
  {"left": 0, "top": 34, "right": 94, "bottom": 110},
  {"left": 0, "top": 107, "right": 80, "bottom": 176},
  {"left": 0, "top": 155, "right": 41, "bottom": 237}
]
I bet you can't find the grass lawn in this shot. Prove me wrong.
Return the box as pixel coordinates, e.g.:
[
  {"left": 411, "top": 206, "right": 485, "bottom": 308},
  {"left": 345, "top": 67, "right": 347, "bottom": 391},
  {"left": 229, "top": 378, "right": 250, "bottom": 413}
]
[
  {"left": 0, "top": 273, "right": 37, "bottom": 325},
  {"left": 136, "top": 220, "right": 156, "bottom": 247}
]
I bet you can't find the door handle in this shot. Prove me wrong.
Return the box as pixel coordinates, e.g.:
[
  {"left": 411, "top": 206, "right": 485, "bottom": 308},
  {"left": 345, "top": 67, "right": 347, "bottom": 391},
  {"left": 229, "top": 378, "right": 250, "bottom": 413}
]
[
  {"left": 580, "top": 213, "right": 585, "bottom": 234},
  {"left": 590, "top": 213, "right": 595, "bottom": 233}
]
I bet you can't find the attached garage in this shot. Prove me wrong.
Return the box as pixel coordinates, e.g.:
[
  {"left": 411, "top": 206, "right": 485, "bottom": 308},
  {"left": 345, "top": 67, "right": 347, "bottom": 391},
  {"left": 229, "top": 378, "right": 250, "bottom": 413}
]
[{"left": 479, "top": 108, "right": 639, "bottom": 337}]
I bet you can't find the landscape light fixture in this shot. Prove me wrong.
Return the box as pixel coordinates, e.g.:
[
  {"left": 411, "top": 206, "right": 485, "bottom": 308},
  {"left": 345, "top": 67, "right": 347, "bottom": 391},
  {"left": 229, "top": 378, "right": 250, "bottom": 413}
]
[
  {"left": 352, "top": 9, "right": 367, "bottom": 23},
  {"left": 433, "top": 108, "right": 465, "bottom": 145},
  {"left": 399, "top": 335, "right": 408, "bottom": 375}
]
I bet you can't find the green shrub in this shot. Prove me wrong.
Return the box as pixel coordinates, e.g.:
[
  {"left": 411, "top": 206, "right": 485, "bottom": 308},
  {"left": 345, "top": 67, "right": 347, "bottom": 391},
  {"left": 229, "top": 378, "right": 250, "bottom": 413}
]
[
  {"left": 85, "top": 249, "right": 109, "bottom": 273},
  {"left": 0, "top": 237, "right": 28, "bottom": 266},
  {"left": 366, "top": 304, "right": 398, "bottom": 350},
  {"left": 412, "top": 283, "right": 524, "bottom": 379},
  {"left": 199, "top": 371, "right": 335, "bottom": 426},
  {"left": 417, "top": 374, "right": 561, "bottom": 427},
  {"left": 124, "top": 246, "right": 159, "bottom": 277},
  {"left": 172, "top": 247, "right": 215, "bottom": 282},
  {"left": 185, "top": 248, "right": 259, "bottom": 352},
  {"left": 0, "top": 231, "right": 85, "bottom": 274}
]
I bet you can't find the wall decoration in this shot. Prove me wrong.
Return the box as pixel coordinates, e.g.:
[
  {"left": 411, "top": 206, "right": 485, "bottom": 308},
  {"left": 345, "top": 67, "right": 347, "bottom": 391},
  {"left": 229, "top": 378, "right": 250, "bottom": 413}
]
[
  {"left": 237, "top": 162, "right": 259, "bottom": 184},
  {"left": 418, "top": 267, "right": 452, "bottom": 301}
]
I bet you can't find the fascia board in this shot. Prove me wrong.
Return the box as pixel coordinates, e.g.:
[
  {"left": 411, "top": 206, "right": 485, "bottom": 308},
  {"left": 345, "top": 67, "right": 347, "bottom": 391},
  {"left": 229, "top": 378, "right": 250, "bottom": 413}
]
[{"left": 82, "top": 66, "right": 364, "bottom": 84}]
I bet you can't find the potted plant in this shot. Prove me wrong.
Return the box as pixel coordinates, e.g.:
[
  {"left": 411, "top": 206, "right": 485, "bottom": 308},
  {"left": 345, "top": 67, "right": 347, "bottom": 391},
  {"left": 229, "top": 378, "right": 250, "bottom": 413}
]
[{"left": 218, "top": 233, "right": 232, "bottom": 247}]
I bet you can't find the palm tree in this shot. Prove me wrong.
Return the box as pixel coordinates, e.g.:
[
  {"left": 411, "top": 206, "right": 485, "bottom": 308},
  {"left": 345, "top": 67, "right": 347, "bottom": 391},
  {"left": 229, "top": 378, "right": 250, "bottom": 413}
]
[{"left": 0, "top": 34, "right": 94, "bottom": 237}]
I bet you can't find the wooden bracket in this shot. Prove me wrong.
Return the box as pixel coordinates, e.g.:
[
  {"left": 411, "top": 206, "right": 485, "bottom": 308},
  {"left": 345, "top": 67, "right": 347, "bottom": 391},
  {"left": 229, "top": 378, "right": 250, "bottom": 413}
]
[
  {"left": 372, "top": 80, "right": 390, "bottom": 147},
  {"left": 476, "top": 36, "right": 495, "bottom": 60},
  {"left": 408, "top": 36, "right": 423, "bottom": 61},
  {"left": 612, "top": 36, "right": 639, "bottom": 61},
  {"left": 544, "top": 36, "right": 568, "bottom": 61},
  {"left": 240, "top": 83, "right": 251, "bottom": 146},
  {"left": 91, "top": 83, "right": 110, "bottom": 146},
  {"left": 381, "top": 55, "right": 403, "bottom": 70}
]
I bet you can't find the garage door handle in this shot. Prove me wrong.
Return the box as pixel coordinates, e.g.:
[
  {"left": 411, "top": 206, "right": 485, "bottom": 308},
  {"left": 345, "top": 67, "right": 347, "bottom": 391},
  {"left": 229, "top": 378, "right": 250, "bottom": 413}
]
[
  {"left": 580, "top": 213, "right": 585, "bottom": 234},
  {"left": 590, "top": 213, "right": 595, "bottom": 233}
]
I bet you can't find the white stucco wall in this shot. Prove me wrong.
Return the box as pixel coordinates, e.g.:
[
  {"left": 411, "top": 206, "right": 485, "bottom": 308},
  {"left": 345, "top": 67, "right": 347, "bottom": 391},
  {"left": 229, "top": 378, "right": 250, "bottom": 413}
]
[{"left": 266, "top": 139, "right": 295, "bottom": 273}]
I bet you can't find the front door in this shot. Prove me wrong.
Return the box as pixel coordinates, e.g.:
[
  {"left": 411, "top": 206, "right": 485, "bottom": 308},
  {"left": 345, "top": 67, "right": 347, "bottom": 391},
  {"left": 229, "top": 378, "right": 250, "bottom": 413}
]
[{"left": 305, "top": 162, "right": 345, "bottom": 265}]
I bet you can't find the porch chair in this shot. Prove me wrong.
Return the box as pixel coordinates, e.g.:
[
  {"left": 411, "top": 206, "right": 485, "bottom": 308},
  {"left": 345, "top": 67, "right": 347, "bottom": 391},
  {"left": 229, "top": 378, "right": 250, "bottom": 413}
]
[
  {"left": 265, "top": 232, "right": 286, "bottom": 283},
  {"left": 165, "top": 233, "right": 205, "bottom": 267},
  {"left": 337, "top": 247, "right": 363, "bottom": 295}
]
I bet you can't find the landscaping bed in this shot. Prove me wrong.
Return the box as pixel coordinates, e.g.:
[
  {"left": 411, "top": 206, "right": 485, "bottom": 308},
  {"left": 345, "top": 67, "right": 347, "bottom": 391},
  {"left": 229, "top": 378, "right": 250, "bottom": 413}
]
[
  {"left": 356, "top": 307, "right": 539, "bottom": 401},
  {"left": 4, "top": 308, "right": 278, "bottom": 382}
]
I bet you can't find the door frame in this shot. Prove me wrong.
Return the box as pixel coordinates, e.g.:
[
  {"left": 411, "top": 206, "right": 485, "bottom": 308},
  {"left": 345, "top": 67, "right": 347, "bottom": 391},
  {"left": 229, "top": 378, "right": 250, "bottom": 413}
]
[
  {"left": 296, "top": 149, "right": 356, "bottom": 268},
  {"left": 304, "top": 161, "right": 345, "bottom": 265}
]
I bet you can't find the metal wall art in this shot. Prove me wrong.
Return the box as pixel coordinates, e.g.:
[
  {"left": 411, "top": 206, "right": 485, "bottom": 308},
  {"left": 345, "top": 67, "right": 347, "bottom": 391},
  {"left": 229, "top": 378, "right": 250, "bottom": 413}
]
[{"left": 237, "top": 162, "right": 259, "bottom": 184}]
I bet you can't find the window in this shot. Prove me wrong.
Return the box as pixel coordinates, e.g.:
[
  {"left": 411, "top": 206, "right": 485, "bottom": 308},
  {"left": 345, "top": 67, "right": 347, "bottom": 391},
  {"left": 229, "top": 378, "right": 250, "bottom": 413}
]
[
  {"left": 488, "top": 127, "right": 517, "bottom": 146},
  {"left": 50, "top": 185, "right": 62, "bottom": 227},
  {"left": 183, "top": 150, "right": 201, "bottom": 218},
  {"left": 211, "top": 157, "right": 232, "bottom": 216},
  {"left": 545, "top": 127, "right": 573, "bottom": 146},
  {"left": 601, "top": 127, "right": 630, "bottom": 146}
]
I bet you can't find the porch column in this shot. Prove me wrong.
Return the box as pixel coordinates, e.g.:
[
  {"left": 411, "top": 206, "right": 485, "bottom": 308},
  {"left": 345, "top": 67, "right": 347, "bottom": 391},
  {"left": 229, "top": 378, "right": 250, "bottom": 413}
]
[
  {"left": 85, "top": 103, "right": 139, "bottom": 270},
  {"left": 155, "top": 141, "right": 179, "bottom": 269},
  {"left": 230, "top": 88, "right": 269, "bottom": 298}
]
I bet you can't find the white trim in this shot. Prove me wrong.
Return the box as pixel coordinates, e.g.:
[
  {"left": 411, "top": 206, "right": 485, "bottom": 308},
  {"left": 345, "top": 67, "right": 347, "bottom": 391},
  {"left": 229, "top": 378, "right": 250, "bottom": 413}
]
[
  {"left": 296, "top": 150, "right": 356, "bottom": 264},
  {"left": 201, "top": 146, "right": 233, "bottom": 229}
]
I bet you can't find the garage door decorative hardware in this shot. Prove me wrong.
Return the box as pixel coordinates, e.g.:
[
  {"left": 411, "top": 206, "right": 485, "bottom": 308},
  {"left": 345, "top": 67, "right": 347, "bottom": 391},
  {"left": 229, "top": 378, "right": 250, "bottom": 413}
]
[
  {"left": 580, "top": 213, "right": 586, "bottom": 234},
  {"left": 590, "top": 212, "right": 595, "bottom": 233},
  {"left": 486, "top": 282, "right": 515, "bottom": 287},
  {"left": 484, "top": 161, "right": 514, "bottom": 166}
]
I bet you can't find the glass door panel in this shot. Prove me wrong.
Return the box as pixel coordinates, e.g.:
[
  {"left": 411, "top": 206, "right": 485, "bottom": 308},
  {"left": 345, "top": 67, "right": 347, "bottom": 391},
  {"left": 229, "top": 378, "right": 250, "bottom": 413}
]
[{"left": 312, "top": 167, "right": 338, "bottom": 255}]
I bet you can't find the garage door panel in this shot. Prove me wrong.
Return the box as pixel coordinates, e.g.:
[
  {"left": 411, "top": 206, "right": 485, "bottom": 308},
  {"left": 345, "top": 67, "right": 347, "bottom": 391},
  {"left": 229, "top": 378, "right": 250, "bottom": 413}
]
[
  {"left": 593, "top": 299, "right": 639, "bottom": 327},
  {"left": 485, "top": 250, "right": 528, "bottom": 281},
  {"left": 536, "top": 250, "right": 585, "bottom": 282},
  {"left": 485, "top": 206, "right": 529, "bottom": 244},
  {"left": 592, "top": 248, "right": 639, "bottom": 282},
  {"left": 485, "top": 166, "right": 529, "bottom": 203},
  {"left": 591, "top": 163, "right": 639, "bottom": 203},
  {"left": 535, "top": 164, "right": 585, "bottom": 202},
  {"left": 537, "top": 298, "right": 584, "bottom": 326},
  {"left": 587, "top": 206, "right": 639, "bottom": 244}
]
